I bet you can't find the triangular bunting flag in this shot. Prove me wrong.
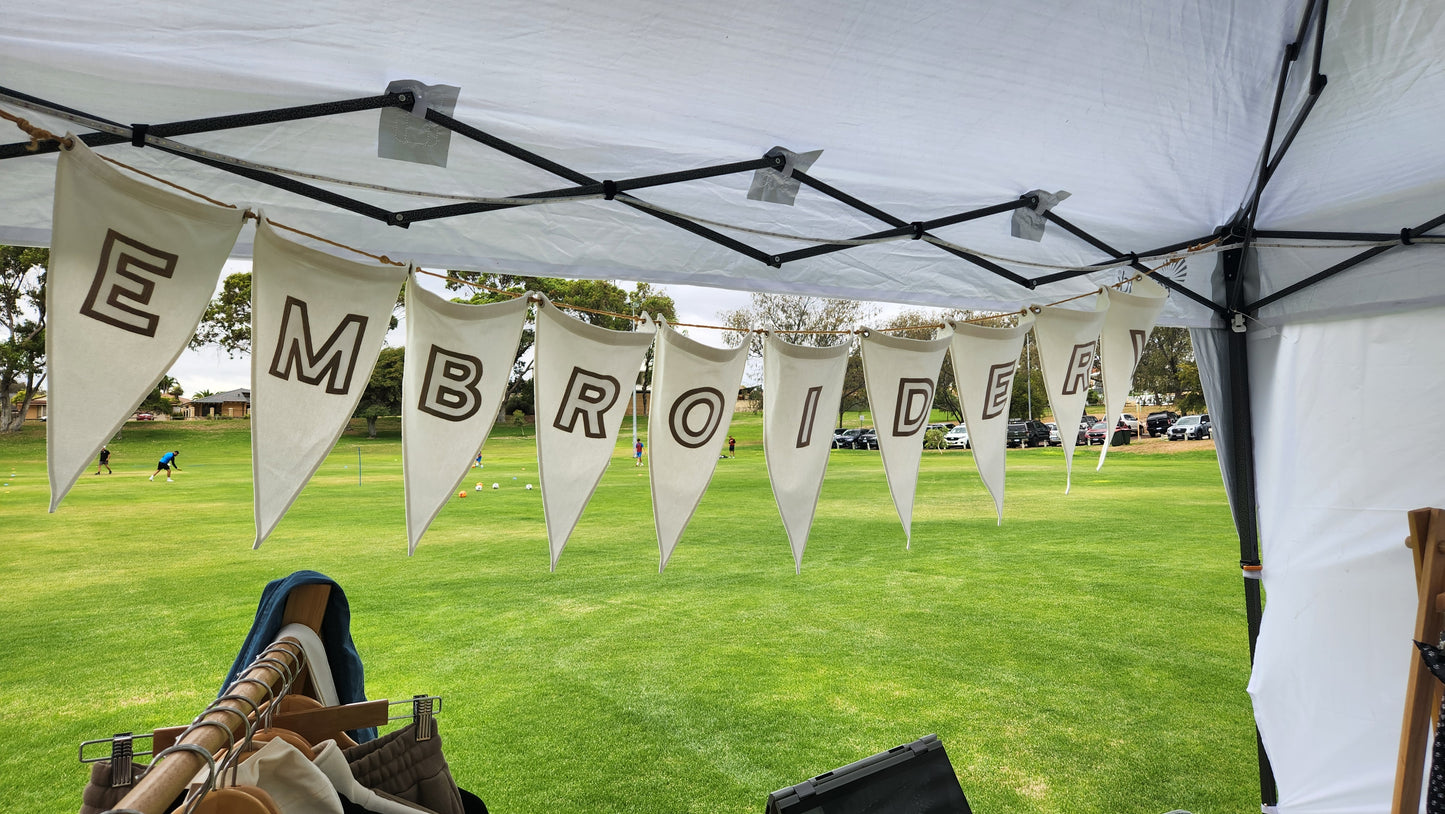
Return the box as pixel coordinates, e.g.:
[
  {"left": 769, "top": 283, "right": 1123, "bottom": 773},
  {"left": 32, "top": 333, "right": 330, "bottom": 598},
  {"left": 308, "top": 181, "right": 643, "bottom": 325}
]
[
  {"left": 1033, "top": 290, "right": 1110, "bottom": 493},
  {"left": 402, "top": 283, "right": 530, "bottom": 554},
  {"left": 1096, "top": 276, "right": 1167, "bottom": 470},
  {"left": 859, "top": 327, "right": 953, "bottom": 547},
  {"left": 763, "top": 335, "right": 849, "bottom": 573},
  {"left": 533, "top": 298, "right": 656, "bottom": 571},
  {"left": 45, "top": 138, "right": 244, "bottom": 511},
  {"left": 649, "top": 321, "right": 748, "bottom": 571},
  {"left": 250, "top": 216, "right": 407, "bottom": 547},
  {"left": 946, "top": 315, "right": 1034, "bottom": 523}
]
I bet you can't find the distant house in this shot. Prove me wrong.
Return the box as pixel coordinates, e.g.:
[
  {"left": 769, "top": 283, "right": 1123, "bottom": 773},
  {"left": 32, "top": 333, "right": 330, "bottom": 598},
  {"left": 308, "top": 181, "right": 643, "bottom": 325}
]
[
  {"left": 171, "top": 396, "right": 192, "bottom": 419},
  {"left": 24, "top": 397, "right": 46, "bottom": 421},
  {"left": 192, "top": 388, "right": 250, "bottom": 418}
]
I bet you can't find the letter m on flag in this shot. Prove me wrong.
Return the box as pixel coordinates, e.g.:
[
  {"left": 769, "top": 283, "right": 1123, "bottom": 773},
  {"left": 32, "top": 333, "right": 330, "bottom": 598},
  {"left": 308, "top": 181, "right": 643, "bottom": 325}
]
[{"left": 268, "top": 295, "right": 369, "bottom": 395}]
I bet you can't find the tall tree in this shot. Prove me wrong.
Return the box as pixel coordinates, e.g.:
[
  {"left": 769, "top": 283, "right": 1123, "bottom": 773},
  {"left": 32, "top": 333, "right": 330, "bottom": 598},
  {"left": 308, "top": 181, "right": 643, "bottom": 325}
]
[
  {"left": 0, "top": 246, "right": 47, "bottom": 433},
  {"left": 1133, "top": 327, "right": 1200, "bottom": 405},
  {"left": 353, "top": 346, "right": 405, "bottom": 438},
  {"left": 718, "top": 293, "right": 875, "bottom": 425},
  {"left": 444, "top": 273, "right": 678, "bottom": 414}
]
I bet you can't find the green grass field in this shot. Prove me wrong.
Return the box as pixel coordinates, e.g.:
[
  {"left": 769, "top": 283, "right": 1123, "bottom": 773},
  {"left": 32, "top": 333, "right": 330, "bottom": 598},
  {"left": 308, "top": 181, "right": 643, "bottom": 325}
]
[{"left": 0, "top": 414, "right": 1254, "bottom": 813}]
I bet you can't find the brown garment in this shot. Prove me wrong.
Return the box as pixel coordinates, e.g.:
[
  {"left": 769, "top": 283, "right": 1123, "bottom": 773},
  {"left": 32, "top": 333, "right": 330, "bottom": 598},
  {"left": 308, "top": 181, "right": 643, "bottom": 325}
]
[
  {"left": 343, "top": 724, "right": 463, "bottom": 814},
  {"left": 79, "top": 760, "right": 149, "bottom": 814}
]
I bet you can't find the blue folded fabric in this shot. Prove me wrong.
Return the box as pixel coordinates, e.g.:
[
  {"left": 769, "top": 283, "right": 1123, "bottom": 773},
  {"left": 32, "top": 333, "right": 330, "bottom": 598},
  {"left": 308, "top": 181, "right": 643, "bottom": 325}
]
[{"left": 220, "top": 570, "right": 377, "bottom": 742}]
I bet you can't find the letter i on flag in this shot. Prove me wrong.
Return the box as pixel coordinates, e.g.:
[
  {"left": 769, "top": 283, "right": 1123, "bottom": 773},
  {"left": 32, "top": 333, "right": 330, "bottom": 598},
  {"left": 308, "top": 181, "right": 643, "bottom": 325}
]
[
  {"left": 946, "top": 314, "right": 1033, "bottom": 523},
  {"left": 250, "top": 216, "right": 407, "bottom": 547},
  {"left": 1033, "top": 290, "right": 1110, "bottom": 493},
  {"left": 649, "top": 321, "right": 748, "bottom": 572},
  {"left": 1096, "top": 275, "right": 1166, "bottom": 470},
  {"left": 859, "top": 326, "right": 953, "bottom": 548},
  {"left": 45, "top": 139, "right": 245, "bottom": 511},
  {"left": 533, "top": 297, "right": 656, "bottom": 571},
  {"left": 402, "top": 283, "right": 530, "bottom": 554},
  {"left": 763, "top": 335, "right": 848, "bottom": 573}
]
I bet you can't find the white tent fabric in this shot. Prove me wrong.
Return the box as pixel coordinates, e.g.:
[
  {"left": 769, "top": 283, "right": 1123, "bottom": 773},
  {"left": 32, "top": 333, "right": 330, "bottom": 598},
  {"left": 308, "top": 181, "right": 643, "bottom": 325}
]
[
  {"left": 5, "top": 2, "right": 1445, "bottom": 811},
  {"left": 1245, "top": 308, "right": 1445, "bottom": 811}
]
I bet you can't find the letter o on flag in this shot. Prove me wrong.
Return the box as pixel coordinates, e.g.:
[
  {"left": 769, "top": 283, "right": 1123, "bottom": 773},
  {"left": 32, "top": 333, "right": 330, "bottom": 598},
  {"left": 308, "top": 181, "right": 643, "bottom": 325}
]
[{"left": 668, "top": 387, "right": 725, "bottom": 449}]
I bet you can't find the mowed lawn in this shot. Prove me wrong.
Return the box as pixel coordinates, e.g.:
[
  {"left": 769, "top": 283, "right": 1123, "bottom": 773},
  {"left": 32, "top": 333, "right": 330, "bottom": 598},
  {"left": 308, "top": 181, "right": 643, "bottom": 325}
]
[{"left": 0, "top": 415, "right": 1254, "bottom": 813}]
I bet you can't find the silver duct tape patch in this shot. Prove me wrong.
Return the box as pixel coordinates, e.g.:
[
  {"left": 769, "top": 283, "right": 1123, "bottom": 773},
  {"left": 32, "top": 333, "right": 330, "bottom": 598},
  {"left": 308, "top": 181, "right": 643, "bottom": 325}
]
[{"left": 378, "top": 80, "right": 460, "bottom": 168}]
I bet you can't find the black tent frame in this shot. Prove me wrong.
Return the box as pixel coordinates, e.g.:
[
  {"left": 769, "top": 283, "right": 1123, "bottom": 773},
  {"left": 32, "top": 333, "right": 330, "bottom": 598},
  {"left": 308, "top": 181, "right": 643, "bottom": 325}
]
[{"left": 2, "top": 1, "right": 1442, "bottom": 806}]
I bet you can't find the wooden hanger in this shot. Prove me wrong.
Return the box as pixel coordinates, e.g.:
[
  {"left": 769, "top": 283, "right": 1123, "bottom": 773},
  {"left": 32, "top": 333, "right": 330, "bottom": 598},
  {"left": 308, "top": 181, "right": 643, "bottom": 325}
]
[{"left": 192, "top": 785, "right": 276, "bottom": 814}]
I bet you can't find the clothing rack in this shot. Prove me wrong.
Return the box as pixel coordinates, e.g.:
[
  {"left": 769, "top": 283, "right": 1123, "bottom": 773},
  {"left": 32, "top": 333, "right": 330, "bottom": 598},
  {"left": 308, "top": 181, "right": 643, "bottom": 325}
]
[
  {"left": 107, "top": 584, "right": 332, "bottom": 814},
  {"left": 1392, "top": 508, "right": 1445, "bottom": 813}
]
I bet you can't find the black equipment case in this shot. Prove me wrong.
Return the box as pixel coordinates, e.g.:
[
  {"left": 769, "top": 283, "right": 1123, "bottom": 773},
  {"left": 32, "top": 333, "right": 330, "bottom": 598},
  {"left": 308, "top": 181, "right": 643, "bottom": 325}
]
[{"left": 765, "top": 734, "right": 971, "bottom": 813}]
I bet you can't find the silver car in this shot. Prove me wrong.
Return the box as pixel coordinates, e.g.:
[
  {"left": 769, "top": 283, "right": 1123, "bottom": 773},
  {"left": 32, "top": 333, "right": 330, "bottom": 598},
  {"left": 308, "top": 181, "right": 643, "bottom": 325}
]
[{"left": 944, "top": 425, "right": 970, "bottom": 449}]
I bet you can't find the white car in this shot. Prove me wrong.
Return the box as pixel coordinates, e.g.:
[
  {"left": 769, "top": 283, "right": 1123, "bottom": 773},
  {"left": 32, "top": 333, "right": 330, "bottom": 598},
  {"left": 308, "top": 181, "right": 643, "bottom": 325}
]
[
  {"left": 1167, "top": 414, "right": 1211, "bottom": 441},
  {"left": 1045, "top": 422, "right": 1062, "bottom": 446},
  {"left": 1119, "top": 413, "right": 1140, "bottom": 436},
  {"left": 944, "top": 425, "right": 970, "bottom": 449}
]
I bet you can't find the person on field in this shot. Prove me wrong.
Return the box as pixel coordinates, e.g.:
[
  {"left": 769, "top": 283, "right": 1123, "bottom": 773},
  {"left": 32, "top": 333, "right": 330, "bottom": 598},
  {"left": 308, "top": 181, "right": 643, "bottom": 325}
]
[
  {"left": 94, "top": 446, "right": 112, "bottom": 475},
  {"left": 150, "top": 450, "right": 181, "bottom": 482},
  {"left": 727, "top": 436, "right": 736, "bottom": 457},
  {"left": 634, "top": 438, "right": 645, "bottom": 466}
]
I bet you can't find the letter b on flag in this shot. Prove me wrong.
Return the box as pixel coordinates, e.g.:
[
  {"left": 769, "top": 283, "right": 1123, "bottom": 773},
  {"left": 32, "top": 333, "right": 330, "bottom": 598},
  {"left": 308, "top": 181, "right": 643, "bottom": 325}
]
[{"left": 417, "top": 345, "right": 483, "bottom": 421}]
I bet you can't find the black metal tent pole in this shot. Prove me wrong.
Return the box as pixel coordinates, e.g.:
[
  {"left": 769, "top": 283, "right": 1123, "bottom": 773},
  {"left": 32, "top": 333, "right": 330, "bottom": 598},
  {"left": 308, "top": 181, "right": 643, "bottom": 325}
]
[
  {"left": 1247, "top": 214, "right": 1445, "bottom": 313},
  {"left": 423, "top": 108, "right": 778, "bottom": 264},
  {"left": 789, "top": 170, "right": 1037, "bottom": 287},
  {"left": 1031, "top": 212, "right": 1228, "bottom": 317}
]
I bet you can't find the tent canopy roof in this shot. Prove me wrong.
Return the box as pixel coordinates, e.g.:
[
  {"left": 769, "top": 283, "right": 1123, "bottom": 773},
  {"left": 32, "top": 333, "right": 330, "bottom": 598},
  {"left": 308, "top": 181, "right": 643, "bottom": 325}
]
[{"left": 1, "top": 0, "right": 1442, "bottom": 326}]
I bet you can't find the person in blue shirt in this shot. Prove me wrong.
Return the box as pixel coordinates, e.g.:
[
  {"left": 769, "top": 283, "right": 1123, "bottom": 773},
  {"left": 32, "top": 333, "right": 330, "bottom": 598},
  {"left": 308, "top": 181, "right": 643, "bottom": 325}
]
[{"left": 149, "top": 450, "right": 181, "bottom": 482}]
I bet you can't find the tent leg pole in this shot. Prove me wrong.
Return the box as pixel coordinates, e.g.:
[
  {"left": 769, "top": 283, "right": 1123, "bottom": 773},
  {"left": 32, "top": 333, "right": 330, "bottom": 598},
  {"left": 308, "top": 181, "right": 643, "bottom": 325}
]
[{"left": 1223, "top": 244, "right": 1279, "bottom": 809}]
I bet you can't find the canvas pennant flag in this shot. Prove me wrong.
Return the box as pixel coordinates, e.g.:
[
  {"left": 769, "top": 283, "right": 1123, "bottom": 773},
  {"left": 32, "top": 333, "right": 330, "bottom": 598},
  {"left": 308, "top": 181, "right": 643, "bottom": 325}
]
[
  {"left": 946, "top": 315, "right": 1034, "bottom": 523},
  {"left": 763, "top": 335, "right": 849, "bottom": 573},
  {"left": 859, "top": 327, "right": 953, "bottom": 548},
  {"left": 402, "top": 283, "right": 530, "bottom": 554},
  {"left": 533, "top": 298, "right": 656, "bottom": 571},
  {"left": 250, "top": 216, "right": 407, "bottom": 547},
  {"left": 46, "top": 139, "right": 245, "bottom": 512},
  {"left": 648, "top": 321, "right": 748, "bottom": 572},
  {"left": 1033, "top": 290, "right": 1110, "bottom": 493},
  {"left": 1096, "top": 275, "right": 1167, "bottom": 470}
]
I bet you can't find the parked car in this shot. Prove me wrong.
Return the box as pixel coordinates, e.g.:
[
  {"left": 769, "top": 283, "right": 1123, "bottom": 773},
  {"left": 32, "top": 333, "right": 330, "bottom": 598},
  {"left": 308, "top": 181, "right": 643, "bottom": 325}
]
[
  {"left": 1087, "top": 420, "right": 1132, "bottom": 445},
  {"left": 1076, "top": 421, "right": 1090, "bottom": 445},
  {"left": 944, "top": 425, "right": 971, "bottom": 449},
  {"left": 134, "top": 412, "right": 155, "bottom": 421},
  {"left": 1167, "top": 414, "right": 1211, "bottom": 441},
  {"left": 1080, "top": 414, "right": 1101, "bottom": 427},
  {"left": 1146, "top": 411, "right": 1179, "bottom": 437},
  {"left": 1119, "top": 413, "right": 1140, "bottom": 436},
  {"left": 833, "top": 428, "right": 864, "bottom": 448},
  {"left": 852, "top": 428, "right": 879, "bottom": 450},
  {"left": 1006, "top": 419, "right": 1050, "bottom": 448},
  {"left": 1045, "top": 422, "right": 1062, "bottom": 446}
]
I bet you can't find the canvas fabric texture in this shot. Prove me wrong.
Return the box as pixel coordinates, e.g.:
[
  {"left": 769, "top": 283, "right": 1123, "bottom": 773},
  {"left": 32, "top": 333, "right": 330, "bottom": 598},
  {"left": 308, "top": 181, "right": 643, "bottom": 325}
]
[
  {"left": 946, "top": 315, "right": 1033, "bottom": 524},
  {"left": 532, "top": 299, "right": 656, "bottom": 570},
  {"left": 249, "top": 217, "right": 406, "bottom": 547},
  {"left": 45, "top": 138, "right": 244, "bottom": 512},
  {"left": 648, "top": 321, "right": 748, "bottom": 571},
  {"left": 402, "top": 284, "right": 530, "bottom": 554},
  {"left": 1095, "top": 276, "right": 1166, "bottom": 470},
  {"left": 762, "top": 335, "right": 849, "bottom": 573},
  {"left": 859, "top": 328, "right": 952, "bottom": 547},
  {"left": 1032, "top": 292, "right": 1109, "bottom": 493}
]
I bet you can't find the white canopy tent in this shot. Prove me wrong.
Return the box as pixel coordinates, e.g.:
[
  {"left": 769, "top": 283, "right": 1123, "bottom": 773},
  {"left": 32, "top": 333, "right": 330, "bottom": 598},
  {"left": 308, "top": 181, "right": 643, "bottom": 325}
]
[{"left": 3, "top": 2, "right": 1444, "bottom": 810}]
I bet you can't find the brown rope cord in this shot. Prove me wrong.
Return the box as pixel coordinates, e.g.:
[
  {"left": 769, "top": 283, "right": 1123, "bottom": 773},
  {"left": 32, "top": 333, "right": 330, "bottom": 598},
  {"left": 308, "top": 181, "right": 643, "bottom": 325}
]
[
  {"left": 0, "top": 107, "right": 73, "bottom": 151},
  {"left": 96, "top": 154, "right": 237, "bottom": 210},
  {"left": 247, "top": 213, "right": 406, "bottom": 267}
]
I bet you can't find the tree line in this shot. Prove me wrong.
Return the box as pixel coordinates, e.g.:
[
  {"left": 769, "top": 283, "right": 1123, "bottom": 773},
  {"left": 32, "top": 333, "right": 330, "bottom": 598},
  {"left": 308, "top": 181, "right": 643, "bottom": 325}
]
[{"left": 0, "top": 247, "right": 1203, "bottom": 435}]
